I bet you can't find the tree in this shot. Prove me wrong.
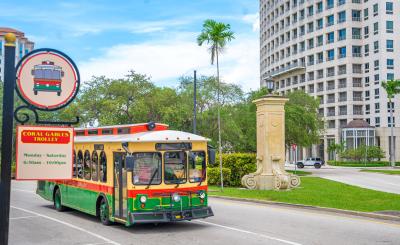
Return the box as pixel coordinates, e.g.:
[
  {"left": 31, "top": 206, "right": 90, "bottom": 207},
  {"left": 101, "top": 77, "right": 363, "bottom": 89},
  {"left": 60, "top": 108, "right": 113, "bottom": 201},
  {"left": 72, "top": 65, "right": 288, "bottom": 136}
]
[
  {"left": 284, "top": 91, "right": 325, "bottom": 148},
  {"left": 197, "top": 19, "right": 235, "bottom": 191},
  {"left": 327, "top": 141, "right": 345, "bottom": 162},
  {"left": 382, "top": 80, "right": 400, "bottom": 167}
]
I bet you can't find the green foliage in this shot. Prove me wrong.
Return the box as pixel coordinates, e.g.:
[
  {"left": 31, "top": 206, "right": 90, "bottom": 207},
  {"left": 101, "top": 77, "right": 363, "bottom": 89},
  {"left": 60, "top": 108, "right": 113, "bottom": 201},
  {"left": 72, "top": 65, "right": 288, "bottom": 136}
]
[
  {"left": 209, "top": 177, "right": 400, "bottom": 212},
  {"left": 340, "top": 145, "right": 385, "bottom": 161},
  {"left": 207, "top": 167, "right": 231, "bottom": 186},
  {"left": 328, "top": 160, "right": 400, "bottom": 167},
  {"left": 197, "top": 19, "right": 235, "bottom": 65},
  {"left": 381, "top": 80, "right": 400, "bottom": 99},
  {"left": 218, "top": 153, "right": 257, "bottom": 186}
]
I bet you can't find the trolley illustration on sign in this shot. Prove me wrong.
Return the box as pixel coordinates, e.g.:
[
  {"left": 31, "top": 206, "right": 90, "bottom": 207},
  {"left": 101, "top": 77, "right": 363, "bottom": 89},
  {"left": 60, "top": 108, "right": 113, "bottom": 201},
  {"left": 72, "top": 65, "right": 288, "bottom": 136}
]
[{"left": 31, "top": 61, "right": 64, "bottom": 96}]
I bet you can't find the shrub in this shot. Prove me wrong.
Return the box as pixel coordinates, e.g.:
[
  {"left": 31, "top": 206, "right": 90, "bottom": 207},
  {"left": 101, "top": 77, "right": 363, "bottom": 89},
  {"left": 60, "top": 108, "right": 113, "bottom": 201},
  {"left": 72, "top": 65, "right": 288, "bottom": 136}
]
[
  {"left": 207, "top": 167, "right": 231, "bottom": 186},
  {"left": 340, "top": 145, "right": 385, "bottom": 162},
  {"left": 327, "top": 160, "right": 400, "bottom": 167}
]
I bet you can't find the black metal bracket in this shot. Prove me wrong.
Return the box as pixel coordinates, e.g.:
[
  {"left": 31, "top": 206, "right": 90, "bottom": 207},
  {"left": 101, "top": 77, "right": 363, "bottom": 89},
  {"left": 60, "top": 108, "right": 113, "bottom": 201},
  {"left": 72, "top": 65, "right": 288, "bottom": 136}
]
[{"left": 14, "top": 105, "right": 79, "bottom": 126}]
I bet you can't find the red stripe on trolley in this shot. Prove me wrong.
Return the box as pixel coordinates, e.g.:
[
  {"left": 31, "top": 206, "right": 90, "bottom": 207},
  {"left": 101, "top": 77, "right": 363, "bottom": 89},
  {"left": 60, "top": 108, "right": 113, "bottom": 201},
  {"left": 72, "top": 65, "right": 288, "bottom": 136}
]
[
  {"left": 54, "top": 179, "right": 114, "bottom": 194},
  {"left": 127, "top": 185, "right": 208, "bottom": 198}
]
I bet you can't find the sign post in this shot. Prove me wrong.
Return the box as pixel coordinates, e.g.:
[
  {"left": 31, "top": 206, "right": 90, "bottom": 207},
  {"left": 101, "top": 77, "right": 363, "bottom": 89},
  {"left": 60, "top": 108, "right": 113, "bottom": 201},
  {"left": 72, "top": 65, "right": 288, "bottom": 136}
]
[
  {"left": 292, "top": 144, "right": 297, "bottom": 174},
  {"left": 0, "top": 33, "right": 16, "bottom": 245}
]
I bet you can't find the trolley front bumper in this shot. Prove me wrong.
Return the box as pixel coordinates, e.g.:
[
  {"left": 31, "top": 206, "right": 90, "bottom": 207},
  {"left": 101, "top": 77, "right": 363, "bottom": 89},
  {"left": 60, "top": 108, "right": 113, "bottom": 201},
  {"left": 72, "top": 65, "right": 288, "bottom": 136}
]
[{"left": 130, "top": 206, "right": 214, "bottom": 224}]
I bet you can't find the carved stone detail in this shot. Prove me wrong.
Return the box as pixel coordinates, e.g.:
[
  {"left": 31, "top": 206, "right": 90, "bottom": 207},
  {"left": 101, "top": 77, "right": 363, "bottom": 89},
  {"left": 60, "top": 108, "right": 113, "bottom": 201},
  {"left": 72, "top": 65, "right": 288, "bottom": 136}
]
[{"left": 242, "top": 95, "right": 301, "bottom": 190}]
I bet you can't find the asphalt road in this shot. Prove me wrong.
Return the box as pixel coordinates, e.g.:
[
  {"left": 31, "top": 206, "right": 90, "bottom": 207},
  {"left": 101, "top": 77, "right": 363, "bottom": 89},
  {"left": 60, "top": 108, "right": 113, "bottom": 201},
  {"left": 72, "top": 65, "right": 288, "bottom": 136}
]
[
  {"left": 286, "top": 164, "right": 400, "bottom": 194},
  {"left": 8, "top": 181, "right": 400, "bottom": 245}
]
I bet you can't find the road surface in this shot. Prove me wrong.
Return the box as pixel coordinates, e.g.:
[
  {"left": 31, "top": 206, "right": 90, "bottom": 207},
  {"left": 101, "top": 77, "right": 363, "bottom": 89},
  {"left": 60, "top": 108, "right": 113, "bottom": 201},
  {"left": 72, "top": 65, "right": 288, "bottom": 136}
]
[
  {"left": 9, "top": 181, "right": 400, "bottom": 245},
  {"left": 286, "top": 164, "right": 400, "bottom": 194}
]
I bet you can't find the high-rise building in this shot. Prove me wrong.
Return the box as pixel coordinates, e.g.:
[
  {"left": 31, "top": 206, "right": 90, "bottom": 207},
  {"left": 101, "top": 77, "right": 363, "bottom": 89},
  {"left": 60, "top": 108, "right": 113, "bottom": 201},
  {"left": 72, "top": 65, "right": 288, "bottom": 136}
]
[
  {"left": 260, "top": 0, "right": 400, "bottom": 161},
  {"left": 0, "top": 27, "right": 35, "bottom": 82}
]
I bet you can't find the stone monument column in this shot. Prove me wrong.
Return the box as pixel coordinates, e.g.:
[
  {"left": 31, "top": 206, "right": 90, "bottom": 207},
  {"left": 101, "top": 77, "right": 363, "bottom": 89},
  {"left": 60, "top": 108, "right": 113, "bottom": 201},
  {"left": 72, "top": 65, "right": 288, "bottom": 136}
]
[{"left": 242, "top": 95, "right": 300, "bottom": 190}]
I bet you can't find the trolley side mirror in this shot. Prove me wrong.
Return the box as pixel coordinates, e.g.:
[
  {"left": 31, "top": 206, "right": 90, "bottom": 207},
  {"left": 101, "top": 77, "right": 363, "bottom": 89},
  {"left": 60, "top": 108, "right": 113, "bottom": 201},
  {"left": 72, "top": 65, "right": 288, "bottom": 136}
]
[
  {"left": 208, "top": 146, "right": 216, "bottom": 165},
  {"left": 125, "top": 155, "right": 135, "bottom": 171}
]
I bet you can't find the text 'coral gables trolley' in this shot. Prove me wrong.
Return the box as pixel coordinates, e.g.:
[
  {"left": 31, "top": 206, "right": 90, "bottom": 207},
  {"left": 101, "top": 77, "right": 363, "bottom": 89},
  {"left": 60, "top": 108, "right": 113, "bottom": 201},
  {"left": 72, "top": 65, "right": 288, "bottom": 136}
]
[{"left": 36, "top": 122, "right": 215, "bottom": 226}]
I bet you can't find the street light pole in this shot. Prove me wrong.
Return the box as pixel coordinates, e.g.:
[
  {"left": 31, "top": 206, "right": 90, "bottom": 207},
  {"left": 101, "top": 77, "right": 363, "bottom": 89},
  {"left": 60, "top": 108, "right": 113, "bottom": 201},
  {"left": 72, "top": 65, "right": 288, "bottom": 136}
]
[
  {"left": 0, "top": 33, "right": 16, "bottom": 245},
  {"left": 193, "top": 70, "right": 197, "bottom": 134}
]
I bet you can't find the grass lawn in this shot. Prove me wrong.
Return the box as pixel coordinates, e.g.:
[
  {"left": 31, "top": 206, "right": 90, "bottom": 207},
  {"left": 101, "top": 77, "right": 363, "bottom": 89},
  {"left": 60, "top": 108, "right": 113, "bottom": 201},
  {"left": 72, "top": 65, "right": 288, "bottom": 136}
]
[
  {"left": 360, "top": 169, "right": 400, "bottom": 175},
  {"left": 209, "top": 177, "right": 400, "bottom": 212},
  {"left": 286, "top": 170, "right": 312, "bottom": 176}
]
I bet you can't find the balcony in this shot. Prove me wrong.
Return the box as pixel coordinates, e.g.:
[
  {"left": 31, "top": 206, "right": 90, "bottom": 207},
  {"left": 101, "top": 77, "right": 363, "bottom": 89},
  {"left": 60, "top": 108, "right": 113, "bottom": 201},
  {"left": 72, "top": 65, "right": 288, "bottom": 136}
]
[
  {"left": 327, "top": 111, "right": 336, "bottom": 116},
  {"left": 338, "top": 69, "right": 347, "bottom": 75},
  {"left": 353, "top": 69, "right": 362, "bottom": 74},
  {"left": 353, "top": 96, "right": 363, "bottom": 101},
  {"left": 326, "top": 57, "right": 334, "bottom": 62},
  {"left": 338, "top": 19, "right": 346, "bottom": 24},
  {"left": 352, "top": 35, "right": 361, "bottom": 39},
  {"left": 317, "top": 87, "right": 324, "bottom": 92},
  {"left": 326, "top": 22, "right": 334, "bottom": 27},
  {"left": 327, "top": 98, "right": 335, "bottom": 103},
  {"left": 327, "top": 71, "right": 335, "bottom": 77},
  {"left": 267, "top": 62, "right": 306, "bottom": 78},
  {"left": 308, "top": 61, "right": 315, "bottom": 66},
  {"left": 326, "top": 39, "right": 334, "bottom": 44},
  {"left": 352, "top": 53, "right": 362, "bottom": 57},
  {"left": 317, "top": 58, "right": 323, "bottom": 64},
  {"left": 353, "top": 82, "right": 362, "bottom": 87},
  {"left": 352, "top": 17, "right": 361, "bottom": 21},
  {"left": 317, "top": 41, "right": 323, "bottom": 47},
  {"left": 338, "top": 54, "right": 346, "bottom": 59},
  {"left": 353, "top": 110, "right": 363, "bottom": 115},
  {"left": 339, "top": 96, "right": 347, "bottom": 101},
  {"left": 339, "top": 110, "right": 347, "bottom": 115},
  {"left": 327, "top": 85, "right": 335, "bottom": 90}
]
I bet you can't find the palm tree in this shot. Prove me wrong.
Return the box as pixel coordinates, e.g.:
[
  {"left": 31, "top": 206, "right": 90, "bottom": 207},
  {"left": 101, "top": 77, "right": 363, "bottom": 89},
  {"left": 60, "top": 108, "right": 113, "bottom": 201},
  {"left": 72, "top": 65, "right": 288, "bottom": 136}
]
[
  {"left": 197, "top": 19, "right": 234, "bottom": 190},
  {"left": 382, "top": 80, "right": 400, "bottom": 167}
]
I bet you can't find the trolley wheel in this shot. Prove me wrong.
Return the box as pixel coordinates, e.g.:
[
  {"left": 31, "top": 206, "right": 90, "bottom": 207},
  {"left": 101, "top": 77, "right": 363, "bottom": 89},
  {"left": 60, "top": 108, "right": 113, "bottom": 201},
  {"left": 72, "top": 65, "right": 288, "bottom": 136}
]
[
  {"left": 54, "top": 188, "right": 66, "bottom": 212},
  {"left": 34, "top": 90, "right": 38, "bottom": 95},
  {"left": 99, "top": 198, "right": 112, "bottom": 226},
  {"left": 57, "top": 92, "right": 61, "bottom": 96}
]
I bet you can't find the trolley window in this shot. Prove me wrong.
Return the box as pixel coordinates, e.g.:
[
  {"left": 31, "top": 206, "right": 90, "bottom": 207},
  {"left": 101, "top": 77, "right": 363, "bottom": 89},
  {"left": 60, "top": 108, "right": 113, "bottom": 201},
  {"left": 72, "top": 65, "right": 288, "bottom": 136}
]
[
  {"left": 77, "top": 150, "right": 83, "bottom": 178},
  {"left": 72, "top": 151, "right": 76, "bottom": 178},
  {"left": 156, "top": 143, "right": 192, "bottom": 151},
  {"left": 84, "top": 150, "right": 91, "bottom": 180},
  {"left": 188, "top": 151, "right": 206, "bottom": 183},
  {"left": 164, "top": 152, "right": 187, "bottom": 184},
  {"left": 99, "top": 151, "right": 107, "bottom": 182},
  {"left": 91, "top": 151, "right": 99, "bottom": 181},
  {"left": 131, "top": 152, "right": 162, "bottom": 185}
]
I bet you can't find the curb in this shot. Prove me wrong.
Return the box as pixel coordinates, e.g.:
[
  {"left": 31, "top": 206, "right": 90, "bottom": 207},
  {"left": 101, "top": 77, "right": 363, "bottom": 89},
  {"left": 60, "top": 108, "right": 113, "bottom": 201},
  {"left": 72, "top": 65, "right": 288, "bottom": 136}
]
[{"left": 209, "top": 195, "right": 400, "bottom": 222}]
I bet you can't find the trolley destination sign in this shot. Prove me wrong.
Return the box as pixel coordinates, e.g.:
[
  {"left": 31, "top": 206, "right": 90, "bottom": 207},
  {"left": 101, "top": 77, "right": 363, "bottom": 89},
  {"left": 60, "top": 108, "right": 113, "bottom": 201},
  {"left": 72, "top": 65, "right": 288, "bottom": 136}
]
[{"left": 16, "top": 126, "right": 74, "bottom": 180}]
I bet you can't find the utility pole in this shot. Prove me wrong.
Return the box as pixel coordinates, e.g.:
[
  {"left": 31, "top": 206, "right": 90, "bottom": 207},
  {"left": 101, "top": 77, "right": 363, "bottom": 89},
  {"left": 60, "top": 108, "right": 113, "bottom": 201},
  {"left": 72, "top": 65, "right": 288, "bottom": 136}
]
[
  {"left": 193, "top": 70, "right": 197, "bottom": 134},
  {"left": 0, "top": 33, "right": 16, "bottom": 245}
]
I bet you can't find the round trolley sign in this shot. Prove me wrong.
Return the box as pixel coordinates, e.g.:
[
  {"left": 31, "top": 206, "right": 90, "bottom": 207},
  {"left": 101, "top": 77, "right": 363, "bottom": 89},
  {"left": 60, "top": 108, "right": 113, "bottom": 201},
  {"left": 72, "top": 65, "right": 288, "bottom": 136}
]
[{"left": 16, "top": 48, "right": 80, "bottom": 111}]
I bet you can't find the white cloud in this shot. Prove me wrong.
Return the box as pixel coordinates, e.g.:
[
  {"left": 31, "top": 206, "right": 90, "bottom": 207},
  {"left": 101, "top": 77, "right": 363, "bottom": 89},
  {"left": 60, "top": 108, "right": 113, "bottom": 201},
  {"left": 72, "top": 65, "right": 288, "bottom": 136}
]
[
  {"left": 242, "top": 13, "right": 259, "bottom": 32},
  {"left": 79, "top": 33, "right": 260, "bottom": 91}
]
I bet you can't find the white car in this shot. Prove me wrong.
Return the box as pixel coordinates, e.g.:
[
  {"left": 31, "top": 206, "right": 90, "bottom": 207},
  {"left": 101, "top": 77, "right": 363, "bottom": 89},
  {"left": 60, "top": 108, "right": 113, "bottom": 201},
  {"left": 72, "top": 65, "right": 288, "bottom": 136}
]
[{"left": 296, "top": 157, "right": 324, "bottom": 169}]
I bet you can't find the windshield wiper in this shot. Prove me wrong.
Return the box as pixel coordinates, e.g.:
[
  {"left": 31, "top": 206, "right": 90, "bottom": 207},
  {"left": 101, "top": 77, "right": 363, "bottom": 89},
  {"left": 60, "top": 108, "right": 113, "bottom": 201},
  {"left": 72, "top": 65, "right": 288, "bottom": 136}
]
[{"left": 145, "top": 168, "right": 159, "bottom": 189}]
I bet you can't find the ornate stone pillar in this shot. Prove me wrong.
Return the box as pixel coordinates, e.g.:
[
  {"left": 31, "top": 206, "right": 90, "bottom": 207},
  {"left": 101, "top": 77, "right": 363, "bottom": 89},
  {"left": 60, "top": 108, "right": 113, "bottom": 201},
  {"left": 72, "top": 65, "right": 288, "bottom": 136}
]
[{"left": 242, "top": 95, "right": 300, "bottom": 190}]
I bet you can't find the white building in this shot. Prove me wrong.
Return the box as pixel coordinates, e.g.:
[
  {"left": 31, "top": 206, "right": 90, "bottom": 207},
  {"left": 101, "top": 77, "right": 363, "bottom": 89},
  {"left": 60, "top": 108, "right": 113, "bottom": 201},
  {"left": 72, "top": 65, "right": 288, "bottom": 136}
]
[
  {"left": 0, "top": 27, "right": 34, "bottom": 82},
  {"left": 260, "top": 0, "right": 400, "bottom": 161}
]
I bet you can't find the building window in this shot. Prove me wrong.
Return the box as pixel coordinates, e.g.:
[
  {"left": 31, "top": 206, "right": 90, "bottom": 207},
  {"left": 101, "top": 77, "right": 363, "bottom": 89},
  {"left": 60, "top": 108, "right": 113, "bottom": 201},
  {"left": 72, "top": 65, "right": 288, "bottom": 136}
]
[
  {"left": 338, "top": 46, "right": 346, "bottom": 58},
  {"left": 375, "top": 89, "right": 380, "bottom": 99},
  {"left": 352, "top": 10, "right": 361, "bottom": 21},
  {"left": 366, "top": 104, "right": 370, "bottom": 114},
  {"left": 375, "top": 117, "right": 380, "bottom": 127},
  {"left": 375, "top": 102, "right": 380, "bottom": 113},
  {"left": 387, "top": 59, "right": 394, "bottom": 69},
  {"left": 364, "top": 8, "right": 369, "bottom": 20},
  {"left": 374, "top": 60, "right": 379, "bottom": 70},
  {"left": 338, "top": 28, "right": 346, "bottom": 41},
  {"left": 387, "top": 73, "right": 394, "bottom": 81},
  {"left": 327, "top": 0, "right": 334, "bottom": 9},
  {"left": 386, "top": 2, "right": 393, "bottom": 14},
  {"left": 386, "top": 40, "right": 394, "bottom": 52},
  {"left": 352, "top": 46, "right": 362, "bottom": 57},
  {"left": 365, "top": 76, "right": 370, "bottom": 86},
  {"left": 338, "top": 11, "right": 346, "bottom": 23},
  {"left": 373, "top": 22, "right": 379, "bottom": 35},
  {"left": 387, "top": 101, "right": 395, "bottom": 113},
  {"left": 327, "top": 32, "right": 334, "bottom": 43},
  {"left": 373, "top": 3, "right": 378, "bottom": 16},
  {"left": 317, "top": 2, "right": 323, "bottom": 13},
  {"left": 364, "top": 44, "right": 369, "bottom": 56},
  {"left": 386, "top": 21, "right": 393, "bottom": 33},
  {"left": 327, "top": 49, "right": 335, "bottom": 61},
  {"left": 317, "top": 35, "right": 323, "bottom": 46},
  {"left": 100, "top": 151, "right": 107, "bottom": 182},
  {"left": 374, "top": 41, "right": 379, "bottom": 53},
  {"left": 84, "top": 150, "right": 91, "bottom": 180},
  {"left": 364, "top": 63, "right": 370, "bottom": 73},
  {"left": 374, "top": 74, "right": 380, "bottom": 84},
  {"left": 352, "top": 28, "right": 361, "bottom": 39},
  {"left": 364, "top": 26, "right": 369, "bottom": 38},
  {"left": 317, "top": 18, "right": 323, "bottom": 30},
  {"left": 327, "top": 15, "right": 334, "bottom": 26},
  {"left": 388, "top": 117, "right": 395, "bottom": 127}
]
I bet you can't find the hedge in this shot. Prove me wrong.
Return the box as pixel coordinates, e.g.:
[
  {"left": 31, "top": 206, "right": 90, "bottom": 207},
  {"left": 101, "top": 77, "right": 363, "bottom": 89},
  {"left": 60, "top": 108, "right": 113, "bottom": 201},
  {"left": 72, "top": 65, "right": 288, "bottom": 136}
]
[
  {"left": 328, "top": 160, "right": 400, "bottom": 167},
  {"left": 209, "top": 153, "right": 257, "bottom": 186},
  {"left": 207, "top": 167, "right": 232, "bottom": 186}
]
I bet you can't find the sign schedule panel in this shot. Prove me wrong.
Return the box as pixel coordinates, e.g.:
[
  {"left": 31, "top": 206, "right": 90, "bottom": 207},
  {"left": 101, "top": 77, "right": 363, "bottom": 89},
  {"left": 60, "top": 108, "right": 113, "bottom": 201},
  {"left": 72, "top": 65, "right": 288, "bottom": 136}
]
[{"left": 16, "top": 126, "right": 74, "bottom": 180}]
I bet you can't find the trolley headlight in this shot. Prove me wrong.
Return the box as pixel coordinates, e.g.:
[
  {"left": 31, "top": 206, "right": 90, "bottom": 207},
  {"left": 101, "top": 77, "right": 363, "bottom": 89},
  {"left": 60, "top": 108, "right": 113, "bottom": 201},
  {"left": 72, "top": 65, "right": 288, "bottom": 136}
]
[
  {"left": 172, "top": 193, "right": 181, "bottom": 202},
  {"left": 199, "top": 192, "right": 206, "bottom": 199},
  {"left": 139, "top": 195, "right": 147, "bottom": 203}
]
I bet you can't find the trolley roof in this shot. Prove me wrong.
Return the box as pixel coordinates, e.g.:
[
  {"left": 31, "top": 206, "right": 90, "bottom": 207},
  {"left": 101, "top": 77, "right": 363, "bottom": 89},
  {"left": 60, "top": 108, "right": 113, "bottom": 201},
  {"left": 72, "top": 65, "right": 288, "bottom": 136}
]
[{"left": 75, "top": 130, "right": 210, "bottom": 143}]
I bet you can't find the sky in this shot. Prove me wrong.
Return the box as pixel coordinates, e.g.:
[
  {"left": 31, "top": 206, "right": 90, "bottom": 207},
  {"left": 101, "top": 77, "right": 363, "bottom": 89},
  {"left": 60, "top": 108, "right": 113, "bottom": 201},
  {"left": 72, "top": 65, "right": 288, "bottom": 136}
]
[{"left": 1, "top": 0, "right": 260, "bottom": 91}]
